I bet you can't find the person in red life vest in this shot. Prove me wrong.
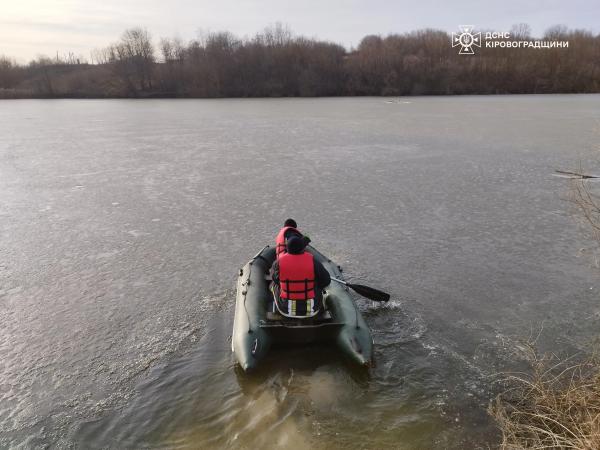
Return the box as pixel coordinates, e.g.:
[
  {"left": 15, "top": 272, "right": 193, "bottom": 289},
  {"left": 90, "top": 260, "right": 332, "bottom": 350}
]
[
  {"left": 275, "top": 218, "right": 310, "bottom": 258},
  {"left": 270, "top": 236, "right": 330, "bottom": 318}
]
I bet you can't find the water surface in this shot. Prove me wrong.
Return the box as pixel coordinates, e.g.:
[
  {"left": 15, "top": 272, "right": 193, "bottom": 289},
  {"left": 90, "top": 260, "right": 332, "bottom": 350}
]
[{"left": 1, "top": 96, "right": 600, "bottom": 448}]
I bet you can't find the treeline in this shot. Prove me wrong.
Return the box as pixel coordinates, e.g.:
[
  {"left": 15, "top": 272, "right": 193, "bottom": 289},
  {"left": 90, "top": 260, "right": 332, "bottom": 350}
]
[{"left": 1, "top": 23, "right": 599, "bottom": 98}]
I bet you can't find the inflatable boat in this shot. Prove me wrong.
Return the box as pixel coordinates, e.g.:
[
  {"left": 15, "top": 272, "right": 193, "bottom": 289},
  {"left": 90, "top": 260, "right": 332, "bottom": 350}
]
[{"left": 232, "top": 245, "right": 373, "bottom": 371}]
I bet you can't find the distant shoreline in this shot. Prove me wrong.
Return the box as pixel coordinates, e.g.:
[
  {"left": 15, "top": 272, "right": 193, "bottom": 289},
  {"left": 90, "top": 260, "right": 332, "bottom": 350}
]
[
  {"left": 1, "top": 25, "right": 599, "bottom": 100},
  {"left": 1, "top": 92, "right": 599, "bottom": 100}
]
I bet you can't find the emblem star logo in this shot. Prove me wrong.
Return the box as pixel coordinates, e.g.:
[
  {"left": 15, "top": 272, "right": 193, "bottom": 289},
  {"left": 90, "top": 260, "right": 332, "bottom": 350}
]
[{"left": 451, "top": 25, "right": 481, "bottom": 55}]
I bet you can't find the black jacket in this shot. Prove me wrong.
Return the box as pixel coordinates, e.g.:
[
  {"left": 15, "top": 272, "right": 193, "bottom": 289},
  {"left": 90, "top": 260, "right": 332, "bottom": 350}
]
[
  {"left": 280, "top": 228, "right": 311, "bottom": 249},
  {"left": 282, "top": 227, "right": 303, "bottom": 241}
]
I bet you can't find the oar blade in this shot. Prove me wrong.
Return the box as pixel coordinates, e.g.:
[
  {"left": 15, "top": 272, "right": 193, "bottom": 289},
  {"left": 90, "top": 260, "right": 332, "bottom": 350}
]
[{"left": 348, "top": 283, "right": 390, "bottom": 302}]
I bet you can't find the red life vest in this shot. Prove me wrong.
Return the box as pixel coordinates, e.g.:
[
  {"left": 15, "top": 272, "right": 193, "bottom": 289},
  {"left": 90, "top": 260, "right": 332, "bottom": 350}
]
[
  {"left": 275, "top": 226, "right": 299, "bottom": 257},
  {"left": 278, "top": 252, "right": 316, "bottom": 300}
]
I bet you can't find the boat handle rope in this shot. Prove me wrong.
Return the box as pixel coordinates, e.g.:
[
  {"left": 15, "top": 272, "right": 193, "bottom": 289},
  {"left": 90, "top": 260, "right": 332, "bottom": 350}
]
[
  {"left": 242, "top": 264, "right": 253, "bottom": 333},
  {"left": 243, "top": 247, "right": 271, "bottom": 334}
]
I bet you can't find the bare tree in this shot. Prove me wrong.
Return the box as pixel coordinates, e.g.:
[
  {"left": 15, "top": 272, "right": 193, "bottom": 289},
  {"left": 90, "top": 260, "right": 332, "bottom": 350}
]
[
  {"left": 0, "top": 56, "right": 19, "bottom": 88},
  {"left": 104, "top": 27, "right": 155, "bottom": 94},
  {"left": 510, "top": 23, "right": 532, "bottom": 39}
]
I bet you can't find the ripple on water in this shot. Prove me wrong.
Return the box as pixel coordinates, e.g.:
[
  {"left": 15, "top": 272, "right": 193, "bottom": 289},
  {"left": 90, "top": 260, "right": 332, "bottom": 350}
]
[
  {"left": 0, "top": 289, "right": 229, "bottom": 449},
  {"left": 364, "top": 299, "right": 428, "bottom": 347},
  {"left": 74, "top": 299, "right": 468, "bottom": 450}
]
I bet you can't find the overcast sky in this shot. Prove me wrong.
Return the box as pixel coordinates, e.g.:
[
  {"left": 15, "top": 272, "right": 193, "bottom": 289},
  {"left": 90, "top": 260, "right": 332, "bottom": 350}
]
[{"left": 2, "top": 0, "right": 599, "bottom": 62}]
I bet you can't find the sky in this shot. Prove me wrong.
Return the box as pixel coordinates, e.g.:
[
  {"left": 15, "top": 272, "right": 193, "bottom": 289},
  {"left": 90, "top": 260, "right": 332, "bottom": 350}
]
[{"left": 2, "top": 0, "right": 599, "bottom": 62}]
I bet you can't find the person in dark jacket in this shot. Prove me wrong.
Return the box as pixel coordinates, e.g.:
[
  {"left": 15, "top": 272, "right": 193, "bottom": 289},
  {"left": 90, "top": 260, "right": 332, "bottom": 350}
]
[
  {"left": 270, "top": 236, "right": 330, "bottom": 317},
  {"left": 275, "top": 218, "right": 310, "bottom": 258}
]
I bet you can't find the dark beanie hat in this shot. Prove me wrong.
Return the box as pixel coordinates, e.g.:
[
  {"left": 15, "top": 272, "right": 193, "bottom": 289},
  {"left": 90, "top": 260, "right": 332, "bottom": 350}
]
[
  {"left": 286, "top": 236, "right": 305, "bottom": 254},
  {"left": 284, "top": 218, "right": 297, "bottom": 228}
]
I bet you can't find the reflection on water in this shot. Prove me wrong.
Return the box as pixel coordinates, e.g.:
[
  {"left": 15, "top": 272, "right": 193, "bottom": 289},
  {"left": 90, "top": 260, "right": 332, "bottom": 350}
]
[{"left": 1, "top": 96, "right": 600, "bottom": 448}]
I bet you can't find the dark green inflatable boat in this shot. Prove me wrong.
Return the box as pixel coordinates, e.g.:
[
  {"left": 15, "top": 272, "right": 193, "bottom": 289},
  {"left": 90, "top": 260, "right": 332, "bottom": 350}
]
[{"left": 232, "top": 245, "right": 373, "bottom": 371}]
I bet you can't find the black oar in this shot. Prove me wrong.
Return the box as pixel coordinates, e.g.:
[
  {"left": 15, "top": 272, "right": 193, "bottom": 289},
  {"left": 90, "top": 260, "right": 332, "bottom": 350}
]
[{"left": 331, "top": 277, "right": 390, "bottom": 302}]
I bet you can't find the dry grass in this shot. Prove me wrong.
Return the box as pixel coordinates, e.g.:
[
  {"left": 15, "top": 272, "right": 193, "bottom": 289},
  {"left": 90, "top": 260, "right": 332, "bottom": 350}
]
[
  {"left": 569, "top": 175, "right": 600, "bottom": 241},
  {"left": 489, "top": 343, "right": 600, "bottom": 449},
  {"left": 490, "top": 165, "right": 600, "bottom": 448}
]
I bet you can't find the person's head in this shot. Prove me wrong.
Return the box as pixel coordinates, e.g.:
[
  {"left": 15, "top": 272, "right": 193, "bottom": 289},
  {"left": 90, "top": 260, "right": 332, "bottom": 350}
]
[
  {"left": 286, "top": 236, "right": 305, "bottom": 254},
  {"left": 284, "top": 218, "right": 297, "bottom": 228}
]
